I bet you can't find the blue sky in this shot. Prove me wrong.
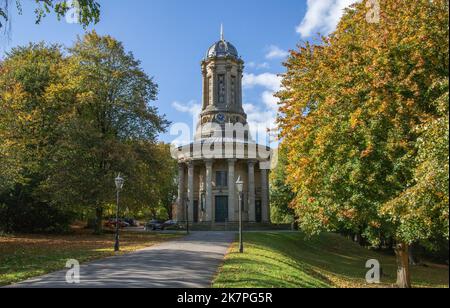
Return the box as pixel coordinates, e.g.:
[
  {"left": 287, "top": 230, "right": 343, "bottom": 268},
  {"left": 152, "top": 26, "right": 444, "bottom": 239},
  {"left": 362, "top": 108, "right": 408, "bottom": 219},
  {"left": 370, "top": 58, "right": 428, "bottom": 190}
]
[{"left": 0, "top": 0, "right": 357, "bottom": 144}]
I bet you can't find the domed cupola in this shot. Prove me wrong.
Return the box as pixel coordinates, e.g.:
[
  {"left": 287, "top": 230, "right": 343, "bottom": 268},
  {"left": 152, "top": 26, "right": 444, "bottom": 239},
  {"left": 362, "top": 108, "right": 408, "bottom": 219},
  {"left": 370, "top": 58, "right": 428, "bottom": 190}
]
[
  {"left": 207, "top": 40, "right": 239, "bottom": 59},
  {"left": 206, "top": 25, "right": 239, "bottom": 59}
]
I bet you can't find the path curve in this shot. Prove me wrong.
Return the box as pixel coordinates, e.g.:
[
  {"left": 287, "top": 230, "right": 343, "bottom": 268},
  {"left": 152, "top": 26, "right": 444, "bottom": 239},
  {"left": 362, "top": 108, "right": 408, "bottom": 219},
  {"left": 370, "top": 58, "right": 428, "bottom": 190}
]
[{"left": 8, "top": 232, "right": 235, "bottom": 288}]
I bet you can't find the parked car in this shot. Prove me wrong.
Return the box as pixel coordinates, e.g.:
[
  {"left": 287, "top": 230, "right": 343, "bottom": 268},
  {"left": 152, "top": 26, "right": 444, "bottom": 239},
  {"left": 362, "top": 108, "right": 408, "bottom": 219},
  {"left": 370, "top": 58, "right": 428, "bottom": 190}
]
[
  {"left": 145, "top": 219, "right": 164, "bottom": 231},
  {"left": 124, "top": 218, "right": 139, "bottom": 227},
  {"left": 105, "top": 219, "right": 130, "bottom": 229},
  {"left": 162, "top": 220, "right": 182, "bottom": 230}
]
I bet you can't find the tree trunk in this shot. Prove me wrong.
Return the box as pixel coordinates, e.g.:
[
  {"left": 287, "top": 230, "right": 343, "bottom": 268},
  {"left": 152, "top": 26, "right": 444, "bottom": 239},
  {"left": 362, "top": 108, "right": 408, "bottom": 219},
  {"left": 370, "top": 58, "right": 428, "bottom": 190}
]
[
  {"left": 94, "top": 206, "right": 103, "bottom": 235},
  {"left": 166, "top": 203, "right": 173, "bottom": 220},
  {"left": 354, "top": 233, "right": 365, "bottom": 246},
  {"left": 150, "top": 208, "right": 157, "bottom": 220},
  {"left": 395, "top": 242, "right": 412, "bottom": 288}
]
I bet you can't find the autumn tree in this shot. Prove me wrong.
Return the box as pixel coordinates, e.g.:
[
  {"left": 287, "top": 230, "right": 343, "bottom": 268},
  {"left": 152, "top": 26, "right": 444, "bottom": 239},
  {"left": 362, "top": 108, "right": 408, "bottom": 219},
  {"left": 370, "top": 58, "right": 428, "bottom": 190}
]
[
  {"left": 0, "top": 33, "right": 169, "bottom": 234},
  {"left": 0, "top": 44, "right": 65, "bottom": 185},
  {"left": 0, "top": 43, "right": 74, "bottom": 232},
  {"left": 117, "top": 142, "right": 177, "bottom": 220},
  {"left": 0, "top": 0, "right": 100, "bottom": 31},
  {"left": 41, "top": 31, "right": 168, "bottom": 234},
  {"left": 277, "top": 0, "right": 449, "bottom": 288},
  {"left": 151, "top": 143, "right": 178, "bottom": 220}
]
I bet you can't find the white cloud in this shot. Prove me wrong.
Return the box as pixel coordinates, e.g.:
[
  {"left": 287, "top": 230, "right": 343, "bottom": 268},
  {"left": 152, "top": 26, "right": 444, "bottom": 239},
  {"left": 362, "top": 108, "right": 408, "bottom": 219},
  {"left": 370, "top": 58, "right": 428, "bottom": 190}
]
[
  {"left": 296, "top": 0, "right": 359, "bottom": 38},
  {"left": 244, "top": 101, "right": 278, "bottom": 146},
  {"left": 243, "top": 103, "right": 257, "bottom": 113},
  {"left": 242, "top": 72, "right": 282, "bottom": 92},
  {"left": 265, "top": 45, "right": 289, "bottom": 60},
  {"left": 245, "top": 104, "right": 277, "bottom": 128},
  {"left": 247, "top": 61, "right": 270, "bottom": 70},
  {"left": 172, "top": 100, "right": 201, "bottom": 117},
  {"left": 172, "top": 100, "right": 202, "bottom": 126},
  {"left": 242, "top": 73, "right": 282, "bottom": 145},
  {"left": 262, "top": 91, "right": 278, "bottom": 111},
  {"left": 170, "top": 100, "right": 202, "bottom": 146}
]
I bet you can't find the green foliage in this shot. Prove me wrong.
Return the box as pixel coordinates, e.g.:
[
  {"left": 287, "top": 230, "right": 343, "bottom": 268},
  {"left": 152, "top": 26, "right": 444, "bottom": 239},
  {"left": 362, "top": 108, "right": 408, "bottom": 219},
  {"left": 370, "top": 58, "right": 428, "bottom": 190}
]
[
  {"left": 383, "top": 79, "right": 449, "bottom": 245},
  {"left": 39, "top": 32, "right": 168, "bottom": 222},
  {"left": 0, "top": 43, "right": 71, "bottom": 233},
  {"left": 0, "top": 198, "right": 73, "bottom": 234},
  {"left": 0, "top": 43, "right": 65, "bottom": 190},
  {"left": 0, "top": 32, "right": 171, "bottom": 233},
  {"left": 118, "top": 142, "right": 178, "bottom": 220},
  {"left": 278, "top": 0, "right": 449, "bottom": 250},
  {"left": 270, "top": 146, "right": 295, "bottom": 224},
  {"left": 0, "top": 0, "right": 100, "bottom": 30},
  {"left": 42, "top": 32, "right": 169, "bottom": 231},
  {"left": 0, "top": 144, "right": 21, "bottom": 193}
]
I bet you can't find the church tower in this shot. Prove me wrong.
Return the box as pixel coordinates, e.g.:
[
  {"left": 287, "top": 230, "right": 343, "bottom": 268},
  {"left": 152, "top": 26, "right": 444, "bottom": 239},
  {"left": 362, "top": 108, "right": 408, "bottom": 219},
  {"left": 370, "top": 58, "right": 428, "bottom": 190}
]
[
  {"left": 175, "top": 27, "right": 271, "bottom": 226},
  {"left": 198, "top": 25, "right": 247, "bottom": 132}
]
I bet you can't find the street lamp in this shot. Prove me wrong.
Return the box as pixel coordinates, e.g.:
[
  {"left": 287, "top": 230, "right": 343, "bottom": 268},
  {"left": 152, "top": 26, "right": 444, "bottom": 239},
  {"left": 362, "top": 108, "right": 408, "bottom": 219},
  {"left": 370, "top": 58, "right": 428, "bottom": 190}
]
[
  {"left": 185, "top": 197, "right": 190, "bottom": 235},
  {"left": 114, "top": 173, "right": 125, "bottom": 252},
  {"left": 236, "top": 176, "right": 244, "bottom": 253}
]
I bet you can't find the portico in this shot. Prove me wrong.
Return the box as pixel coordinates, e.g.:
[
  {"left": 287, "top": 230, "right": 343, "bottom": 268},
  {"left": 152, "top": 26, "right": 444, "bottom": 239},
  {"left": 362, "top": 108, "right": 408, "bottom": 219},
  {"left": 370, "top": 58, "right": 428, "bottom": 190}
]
[{"left": 177, "top": 159, "right": 270, "bottom": 223}]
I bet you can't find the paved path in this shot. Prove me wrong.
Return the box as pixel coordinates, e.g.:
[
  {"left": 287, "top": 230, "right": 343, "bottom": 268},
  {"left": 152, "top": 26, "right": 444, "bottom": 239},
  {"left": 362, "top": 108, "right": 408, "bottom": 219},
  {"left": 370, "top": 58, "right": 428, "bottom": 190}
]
[{"left": 8, "top": 232, "right": 235, "bottom": 288}]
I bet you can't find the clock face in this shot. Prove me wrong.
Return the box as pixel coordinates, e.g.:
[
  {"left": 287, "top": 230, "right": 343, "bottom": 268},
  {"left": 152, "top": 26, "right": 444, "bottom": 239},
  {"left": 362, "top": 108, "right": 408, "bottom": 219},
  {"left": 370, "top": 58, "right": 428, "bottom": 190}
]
[{"left": 216, "top": 113, "right": 226, "bottom": 123}]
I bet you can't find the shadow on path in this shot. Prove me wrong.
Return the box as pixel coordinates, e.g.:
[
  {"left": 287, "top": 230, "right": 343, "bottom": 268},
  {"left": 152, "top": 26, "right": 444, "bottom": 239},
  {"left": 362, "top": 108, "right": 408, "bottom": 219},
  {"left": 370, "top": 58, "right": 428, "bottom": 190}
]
[{"left": 8, "top": 232, "right": 235, "bottom": 288}]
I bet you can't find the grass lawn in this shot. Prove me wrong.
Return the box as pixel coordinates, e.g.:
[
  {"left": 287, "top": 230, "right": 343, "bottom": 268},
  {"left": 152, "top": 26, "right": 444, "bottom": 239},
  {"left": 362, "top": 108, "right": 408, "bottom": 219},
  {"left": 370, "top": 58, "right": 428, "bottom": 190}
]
[
  {"left": 213, "top": 232, "right": 449, "bottom": 288},
  {"left": 0, "top": 229, "right": 182, "bottom": 286}
]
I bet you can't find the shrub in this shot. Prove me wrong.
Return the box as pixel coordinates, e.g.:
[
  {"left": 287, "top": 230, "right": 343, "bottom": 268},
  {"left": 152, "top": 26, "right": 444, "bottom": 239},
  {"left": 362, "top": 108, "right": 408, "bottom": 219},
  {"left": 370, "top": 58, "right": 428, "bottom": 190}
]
[{"left": 0, "top": 199, "right": 73, "bottom": 234}]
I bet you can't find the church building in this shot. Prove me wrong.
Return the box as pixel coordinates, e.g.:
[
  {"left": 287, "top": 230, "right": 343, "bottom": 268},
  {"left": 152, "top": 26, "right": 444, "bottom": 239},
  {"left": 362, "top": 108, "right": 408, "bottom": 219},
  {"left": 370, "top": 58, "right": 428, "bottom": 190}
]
[{"left": 175, "top": 28, "right": 272, "bottom": 225}]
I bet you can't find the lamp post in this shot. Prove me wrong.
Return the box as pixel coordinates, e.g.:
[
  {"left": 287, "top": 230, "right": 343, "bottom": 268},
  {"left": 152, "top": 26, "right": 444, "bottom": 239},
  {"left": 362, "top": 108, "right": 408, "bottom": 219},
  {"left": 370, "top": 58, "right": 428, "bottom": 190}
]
[
  {"left": 114, "top": 174, "right": 125, "bottom": 252},
  {"left": 185, "top": 197, "right": 190, "bottom": 235},
  {"left": 236, "top": 176, "right": 244, "bottom": 253}
]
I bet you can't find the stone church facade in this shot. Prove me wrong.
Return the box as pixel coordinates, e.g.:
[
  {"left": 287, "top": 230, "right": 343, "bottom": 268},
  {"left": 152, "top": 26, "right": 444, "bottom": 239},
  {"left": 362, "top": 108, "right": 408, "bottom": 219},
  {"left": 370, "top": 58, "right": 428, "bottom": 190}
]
[{"left": 174, "top": 29, "right": 272, "bottom": 224}]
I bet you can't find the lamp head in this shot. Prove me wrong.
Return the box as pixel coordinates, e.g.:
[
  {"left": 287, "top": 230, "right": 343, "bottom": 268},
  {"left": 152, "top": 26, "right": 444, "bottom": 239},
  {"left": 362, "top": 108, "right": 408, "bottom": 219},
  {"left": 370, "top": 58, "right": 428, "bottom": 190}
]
[
  {"left": 115, "top": 174, "right": 125, "bottom": 191},
  {"left": 236, "top": 176, "right": 244, "bottom": 193}
]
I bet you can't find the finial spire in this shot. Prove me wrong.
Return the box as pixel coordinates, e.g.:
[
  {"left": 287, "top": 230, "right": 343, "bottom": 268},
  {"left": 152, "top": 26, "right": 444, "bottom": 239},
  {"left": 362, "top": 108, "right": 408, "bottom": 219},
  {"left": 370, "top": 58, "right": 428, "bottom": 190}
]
[{"left": 220, "top": 23, "right": 224, "bottom": 41}]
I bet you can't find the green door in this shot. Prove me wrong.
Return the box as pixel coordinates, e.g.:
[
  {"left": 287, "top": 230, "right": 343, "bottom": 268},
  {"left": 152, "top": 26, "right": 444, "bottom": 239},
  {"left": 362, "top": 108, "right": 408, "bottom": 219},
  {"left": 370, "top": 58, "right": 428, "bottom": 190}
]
[
  {"left": 215, "top": 196, "right": 229, "bottom": 223},
  {"left": 255, "top": 200, "right": 262, "bottom": 223},
  {"left": 193, "top": 200, "right": 199, "bottom": 223}
]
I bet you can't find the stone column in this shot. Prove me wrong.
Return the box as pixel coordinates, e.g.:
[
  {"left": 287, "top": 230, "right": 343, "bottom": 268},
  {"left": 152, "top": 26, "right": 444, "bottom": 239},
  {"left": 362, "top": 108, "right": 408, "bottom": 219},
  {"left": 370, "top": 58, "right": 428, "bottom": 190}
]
[
  {"left": 238, "top": 66, "right": 243, "bottom": 110},
  {"left": 212, "top": 66, "right": 218, "bottom": 107},
  {"left": 261, "top": 168, "right": 270, "bottom": 223},
  {"left": 202, "top": 66, "right": 208, "bottom": 109},
  {"left": 226, "top": 65, "right": 232, "bottom": 109},
  {"left": 205, "top": 160, "right": 213, "bottom": 222},
  {"left": 177, "top": 163, "right": 185, "bottom": 221},
  {"left": 228, "top": 159, "right": 237, "bottom": 222},
  {"left": 187, "top": 162, "right": 194, "bottom": 223},
  {"left": 248, "top": 160, "right": 256, "bottom": 222},
  {"left": 199, "top": 173, "right": 205, "bottom": 222}
]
